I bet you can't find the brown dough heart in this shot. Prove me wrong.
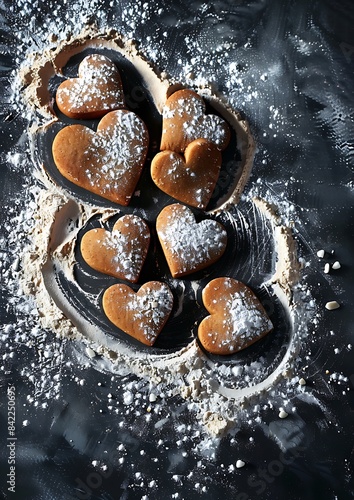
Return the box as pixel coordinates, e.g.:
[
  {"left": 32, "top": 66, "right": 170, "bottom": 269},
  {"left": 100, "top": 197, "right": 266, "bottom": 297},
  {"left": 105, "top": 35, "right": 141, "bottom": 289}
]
[
  {"left": 198, "top": 277, "right": 273, "bottom": 355},
  {"left": 156, "top": 203, "right": 227, "bottom": 278},
  {"left": 151, "top": 138, "right": 222, "bottom": 209},
  {"left": 102, "top": 281, "right": 174, "bottom": 346},
  {"left": 160, "top": 89, "right": 230, "bottom": 153},
  {"left": 52, "top": 109, "right": 149, "bottom": 205},
  {"left": 56, "top": 54, "right": 125, "bottom": 119},
  {"left": 80, "top": 214, "right": 150, "bottom": 283}
]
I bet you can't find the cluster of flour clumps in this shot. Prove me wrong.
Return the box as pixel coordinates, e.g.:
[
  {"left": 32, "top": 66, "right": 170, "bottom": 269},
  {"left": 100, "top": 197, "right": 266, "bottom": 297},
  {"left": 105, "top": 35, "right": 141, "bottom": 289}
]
[
  {"left": 157, "top": 206, "right": 227, "bottom": 274},
  {"left": 85, "top": 111, "right": 148, "bottom": 190},
  {"left": 162, "top": 92, "right": 229, "bottom": 149},
  {"left": 126, "top": 284, "right": 174, "bottom": 342},
  {"left": 226, "top": 290, "right": 274, "bottom": 348},
  {"left": 105, "top": 219, "right": 150, "bottom": 278}
]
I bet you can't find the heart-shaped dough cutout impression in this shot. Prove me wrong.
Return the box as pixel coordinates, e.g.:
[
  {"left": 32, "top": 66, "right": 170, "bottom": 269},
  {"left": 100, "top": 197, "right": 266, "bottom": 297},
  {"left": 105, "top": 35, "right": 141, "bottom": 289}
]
[
  {"left": 80, "top": 215, "right": 150, "bottom": 283},
  {"left": 102, "top": 281, "right": 174, "bottom": 346},
  {"left": 151, "top": 139, "right": 222, "bottom": 209},
  {"left": 56, "top": 54, "right": 125, "bottom": 119},
  {"left": 198, "top": 277, "right": 273, "bottom": 355},
  {"left": 161, "top": 89, "right": 230, "bottom": 153},
  {"left": 52, "top": 110, "right": 149, "bottom": 205},
  {"left": 156, "top": 203, "right": 227, "bottom": 278}
]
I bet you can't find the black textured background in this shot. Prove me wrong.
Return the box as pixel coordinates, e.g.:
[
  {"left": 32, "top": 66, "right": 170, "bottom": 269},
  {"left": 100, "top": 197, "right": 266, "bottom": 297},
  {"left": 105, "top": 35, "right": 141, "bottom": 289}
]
[{"left": 1, "top": 1, "right": 354, "bottom": 499}]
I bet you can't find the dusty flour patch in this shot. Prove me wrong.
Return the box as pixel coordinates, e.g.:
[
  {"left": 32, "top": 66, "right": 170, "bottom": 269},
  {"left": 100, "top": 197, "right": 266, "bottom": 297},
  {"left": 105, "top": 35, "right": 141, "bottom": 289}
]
[
  {"left": 253, "top": 196, "right": 301, "bottom": 296},
  {"left": 0, "top": 159, "right": 69, "bottom": 405}
]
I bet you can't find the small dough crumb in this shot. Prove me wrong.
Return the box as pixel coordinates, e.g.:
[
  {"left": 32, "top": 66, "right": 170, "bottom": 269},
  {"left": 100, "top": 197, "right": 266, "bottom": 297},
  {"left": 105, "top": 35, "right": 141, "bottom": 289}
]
[
  {"left": 85, "top": 347, "right": 96, "bottom": 358},
  {"left": 202, "top": 412, "right": 230, "bottom": 436},
  {"left": 149, "top": 393, "right": 157, "bottom": 403},
  {"left": 325, "top": 301, "right": 340, "bottom": 311}
]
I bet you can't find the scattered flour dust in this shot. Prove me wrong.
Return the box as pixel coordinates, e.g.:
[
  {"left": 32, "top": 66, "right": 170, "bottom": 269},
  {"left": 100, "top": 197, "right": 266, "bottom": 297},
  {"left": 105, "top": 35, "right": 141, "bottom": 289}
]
[
  {"left": 1, "top": 14, "right": 347, "bottom": 470},
  {"left": 6, "top": 26, "right": 310, "bottom": 432}
]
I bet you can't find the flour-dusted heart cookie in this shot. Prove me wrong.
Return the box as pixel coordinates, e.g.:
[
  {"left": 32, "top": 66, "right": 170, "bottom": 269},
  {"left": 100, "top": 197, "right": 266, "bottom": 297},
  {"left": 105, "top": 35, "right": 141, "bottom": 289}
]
[
  {"left": 198, "top": 277, "right": 273, "bottom": 355},
  {"left": 151, "top": 138, "right": 222, "bottom": 209},
  {"left": 80, "top": 215, "right": 150, "bottom": 282},
  {"left": 52, "top": 109, "right": 149, "bottom": 205},
  {"left": 161, "top": 89, "right": 230, "bottom": 153},
  {"left": 102, "top": 281, "right": 174, "bottom": 346},
  {"left": 56, "top": 54, "right": 125, "bottom": 119},
  {"left": 156, "top": 203, "right": 227, "bottom": 278}
]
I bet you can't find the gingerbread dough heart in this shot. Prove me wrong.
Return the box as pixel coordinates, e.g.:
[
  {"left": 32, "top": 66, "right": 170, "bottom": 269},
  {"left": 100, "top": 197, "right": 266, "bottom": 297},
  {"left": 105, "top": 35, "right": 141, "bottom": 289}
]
[
  {"left": 80, "top": 214, "right": 150, "bottom": 283},
  {"left": 161, "top": 89, "right": 230, "bottom": 152},
  {"left": 52, "top": 109, "right": 149, "bottom": 205},
  {"left": 151, "top": 138, "right": 222, "bottom": 209},
  {"left": 156, "top": 203, "right": 227, "bottom": 278},
  {"left": 198, "top": 277, "right": 273, "bottom": 355},
  {"left": 102, "top": 281, "right": 174, "bottom": 346},
  {"left": 56, "top": 54, "right": 125, "bottom": 119}
]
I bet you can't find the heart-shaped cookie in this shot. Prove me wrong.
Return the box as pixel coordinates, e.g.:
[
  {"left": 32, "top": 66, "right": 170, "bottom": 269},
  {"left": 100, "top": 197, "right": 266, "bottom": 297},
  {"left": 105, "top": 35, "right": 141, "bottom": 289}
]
[
  {"left": 151, "top": 138, "right": 222, "bottom": 209},
  {"left": 198, "top": 277, "right": 273, "bottom": 355},
  {"left": 52, "top": 109, "right": 149, "bottom": 205},
  {"left": 160, "top": 89, "right": 230, "bottom": 152},
  {"left": 56, "top": 54, "right": 125, "bottom": 119},
  {"left": 80, "top": 214, "right": 150, "bottom": 282},
  {"left": 156, "top": 203, "right": 227, "bottom": 278},
  {"left": 102, "top": 281, "right": 174, "bottom": 346}
]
